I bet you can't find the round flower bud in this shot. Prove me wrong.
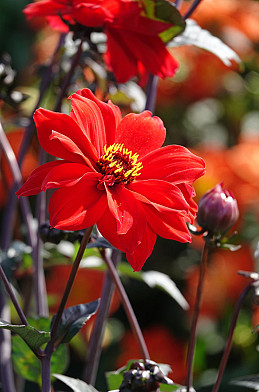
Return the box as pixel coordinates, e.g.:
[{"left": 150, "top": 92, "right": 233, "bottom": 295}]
[{"left": 197, "top": 183, "right": 239, "bottom": 235}]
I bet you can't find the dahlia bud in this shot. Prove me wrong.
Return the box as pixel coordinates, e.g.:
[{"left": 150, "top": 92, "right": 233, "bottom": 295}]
[{"left": 197, "top": 183, "right": 239, "bottom": 236}]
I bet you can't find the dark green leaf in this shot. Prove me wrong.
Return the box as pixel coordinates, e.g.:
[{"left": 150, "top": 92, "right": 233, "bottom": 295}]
[
  {"left": 51, "top": 300, "right": 100, "bottom": 344},
  {"left": 0, "top": 319, "right": 50, "bottom": 352},
  {"left": 169, "top": 19, "right": 240, "bottom": 66},
  {"left": 140, "top": 0, "right": 186, "bottom": 42},
  {"left": 54, "top": 374, "right": 99, "bottom": 392}
]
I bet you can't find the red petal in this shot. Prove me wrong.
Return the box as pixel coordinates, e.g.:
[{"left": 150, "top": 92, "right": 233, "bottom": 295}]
[
  {"left": 23, "top": 0, "right": 70, "bottom": 18},
  {"left": 128, "top": 180, "right": 192, "bottom": 242},
  {"left": 16, "top": 160, "right": 68, "bottom": 197},
  {"left": 105, "top": 185, "right": 141, "bottom": 234},
  {"left": 97, "top": 191, "right": 146, "bottom": 254},
  {"left": 142, "top": 203, "right": 192, "bottom": 243},
  {"left": 140, "top": 145, "right": 206, "bottom": 184},
  {"left": 49, "top": 173, "right": 106, "bottom": 231},
  {"left": 126, "top": 225, "right": 157, "bottom": 271},
  {"left": 177, "top": 183, "right": 198, "bottom": 224},
  {"left": 34, "top": 108, "right": 97, "bottom": 168},
  {"left": 70, "top": 89, "right": 121, "bottom": 148},
  {"left": 115, "top": 112, "right": 165, "bottom": 158},
  {"left": 42, "top": 162, "right": 92, "bottom": 191},
  {"left": 72, "top": 2, "right": 114, "bottom": 26},
  {"left": 69, "top": 95, "right": 107, "bottom": 157},
  {"left": 105, "top": 27, "right": 138, "bottom": 83},
  {"left": 128, "top": 179, "right": 190, "bottom": 213},
  {"left": 105, "top": 27, "right": 178, "bottom": 82}
]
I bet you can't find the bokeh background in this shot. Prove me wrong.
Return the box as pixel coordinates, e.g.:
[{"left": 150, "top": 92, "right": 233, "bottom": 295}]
[{"left": 1, "top": 0, "right": 259, "bottom": 391}]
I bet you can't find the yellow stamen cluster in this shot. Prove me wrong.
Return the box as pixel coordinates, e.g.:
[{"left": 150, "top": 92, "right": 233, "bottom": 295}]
[{"left": 97, "top": 143, "right": 143, "bottom": 184}]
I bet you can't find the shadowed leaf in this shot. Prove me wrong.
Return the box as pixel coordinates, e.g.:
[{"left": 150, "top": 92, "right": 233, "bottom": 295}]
[
  {"left": 0, "top": 319, "right": 50, "bottom": 352},
  {"left": 51, "top": 300, "right": 100, "bottom": 344}
]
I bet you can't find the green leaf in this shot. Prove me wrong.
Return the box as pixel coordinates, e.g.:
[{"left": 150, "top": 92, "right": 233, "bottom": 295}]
[
  {"left": 140, "top": 0, "right": 186, "bottom": 42},
  {"left": 0, "top": 319, "right": 50, "bottom": 352},
  {"left": 54, "top": 374, "right": 99, "bottom": 392},
  {"left": 169, "top": 19, "right": 240, "bottom": 66},
  {"left": 12, "top": 335, "right": 68, "bottom": 385},
  {"left": 51, "top": 300, "right": 100, "bottom": 344}
]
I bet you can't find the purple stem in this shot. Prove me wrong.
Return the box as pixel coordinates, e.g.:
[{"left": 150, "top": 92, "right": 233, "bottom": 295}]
[
  {"left": 0, "top": 293, "right": 16, "bottom": 392},
  {"left": 101, "top": 249, "right": 150, "bottom": 360},
  {"left": 41, "top": 226, "right": 93, "bottom": 392},
  {"left": 145, "top": 74, "right": 158, "bottom": 113},
  {"left": 17, "top": 33, "right": 65, "bottom": 166},
  {"left": 0, "top": 265, "right": 28, "bottom": 326},
  {"left": 185, "top": 242, "right": 209, "bottom": 392},
  {"left": 0, "top": 120, "right": 37, "bottom": 250},
  {"left": 183, "top": 0, "right": 204, "bottom": 20},
  {"left": 212, "top": 282, "right": 255, "bottom": 392},
  {"left": 54, "top": 40, "right": 83, "bottom": 112},
  {"left": 84, "top": 249, "right": 121, "bottom": 385},
  {"left": 34, "top": 148, "right": 49, "bottom": 318},
  {"left": 1, "top": 34, "right": 65, "bottom": 252}
]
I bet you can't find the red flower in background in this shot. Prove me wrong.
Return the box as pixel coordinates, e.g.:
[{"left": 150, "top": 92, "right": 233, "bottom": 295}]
[
  {"left": 17, "top": 89, "right": 205, "bottom": 271},
  {"left": 116, "top": 325, "right": 186, "bottom": 384},
  {"left": 23, "top": 0, "right": 179, "bottom": 83}
]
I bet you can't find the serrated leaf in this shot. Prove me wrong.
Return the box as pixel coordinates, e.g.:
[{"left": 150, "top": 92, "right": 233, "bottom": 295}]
[
  {"left": 169, "top": 19, "right": 241, "bottom": 66},
  {"left": 0, "top": 319, "right": 50, "bottom": 352},
  {"left": 231, "top": 374, "right": 259, "bottom": 389},
  {"left": 51, "top": 300, "right": 100, "bottom": 344},
  {"left": 12, "top": 334, "right": 68, "bottom": 385},
  {"left": 142, "top": 271, "right": 189, "bottom": 310},
  {"left": 140, "top": 0, "right": 186, "bottom": 42},
  {"left": 54, "top": 374, "right": 99, "bottom": 392}
]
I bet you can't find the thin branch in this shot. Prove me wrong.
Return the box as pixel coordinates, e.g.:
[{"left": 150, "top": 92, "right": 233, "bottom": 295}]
[
  {"left": 212, "top": 282, "right": 255, "bottom": 392},
  {"left": 101, "top": 249, "right": 150, "bottom": 360},
  {"left": 46, "top": 226, "right": 93, "bottom": 351},
  {"left": 185, "top": 242, "right": 209, "bottom": 392},
  {"left": 145, "top": 74, "right": 158, "bottom": 113},
  {"left": 0, "top": 120, "right": 37, "bottom": 250},
  {"left": 84, "top": 249, "right": 121, "bottom": 385},
  {"left": 0, "top": 265, "right": 28, "bottom": 326},
  {"left": 183, "top": 0, "right": 204, "bottom": 20}
]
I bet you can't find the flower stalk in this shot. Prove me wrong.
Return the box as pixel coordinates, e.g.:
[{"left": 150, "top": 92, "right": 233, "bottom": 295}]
[
  {"left": 100, "top": 249, "right": 150, "bottom": 360},
  {"left": 41, "top": 226, "right": 93, "bottom": 392},
  {"left": 145, "top": 74, "right": 159, "bottom": 113},
  {"left": 184, "top": 0, "right": 204, "bottom": 19},
  {"left": 185, "top": 242, "right": 209, "bottom": 392},
  {"left": 212, "top": 281, "right": 257, "bottom": 392},
  {"left": 84, "top": 248, "right": 121, "bottom": 385}
]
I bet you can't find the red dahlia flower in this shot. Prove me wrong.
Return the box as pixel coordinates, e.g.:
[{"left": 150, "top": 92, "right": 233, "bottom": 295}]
[
  {"left": 23, "top": 0, "right": 179, "bottom": 83},
  {"left": 17, "top": 89, "right": 205, "bottom": 270}
]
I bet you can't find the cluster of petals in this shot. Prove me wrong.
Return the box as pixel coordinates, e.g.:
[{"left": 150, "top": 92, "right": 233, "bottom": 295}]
[
  {"left": 17, "top": 89, "right": 205, "bottom": 270},
  {"left": 23, "top": 0, "right": 179, "bottom": 83}
]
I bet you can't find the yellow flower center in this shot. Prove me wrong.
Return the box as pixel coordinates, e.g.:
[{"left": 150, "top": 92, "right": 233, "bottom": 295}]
[{"left": 97, "top": 143, "right": 143, "bottom": 184}]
